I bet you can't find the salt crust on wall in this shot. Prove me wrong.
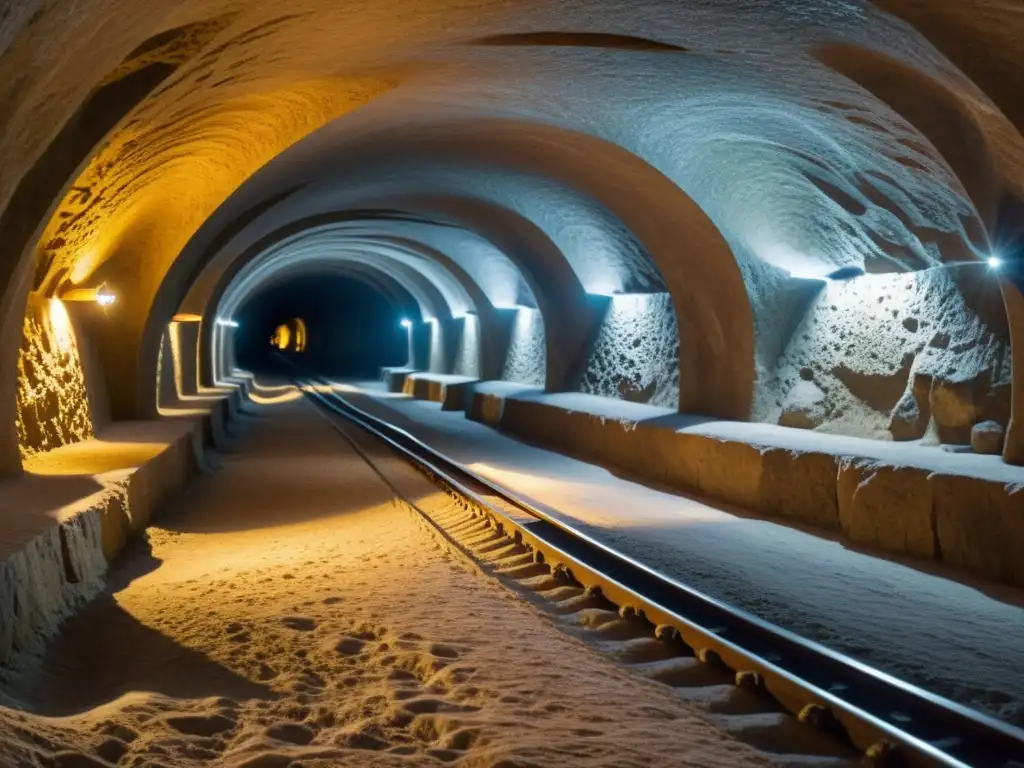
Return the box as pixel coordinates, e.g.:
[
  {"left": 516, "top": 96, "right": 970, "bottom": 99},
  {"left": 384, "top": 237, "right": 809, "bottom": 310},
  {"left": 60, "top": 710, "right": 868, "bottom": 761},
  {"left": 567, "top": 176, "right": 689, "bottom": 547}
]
[
  {"left": 453, "top": 315, "right": 480, "bottom": 378},
  {"left": 580, "top": 293, "right": 680, "bottom": 409},
  {"left": 501, "top": 308, "right": 545, "bottom": 386},
  {"left": 15, "top": 296, "right": 93, "bottom": 457},
  {"left": 774, "top": 269, "right": 1011, "bottom": 442}
]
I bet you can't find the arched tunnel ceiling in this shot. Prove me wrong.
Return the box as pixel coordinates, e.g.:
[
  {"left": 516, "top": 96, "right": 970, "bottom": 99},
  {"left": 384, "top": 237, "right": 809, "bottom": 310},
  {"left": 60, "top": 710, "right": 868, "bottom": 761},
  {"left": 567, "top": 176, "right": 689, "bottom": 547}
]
[
  {"left": 1, "top": 0, "right": 1023, "bottom": 429},
  {"left": 219, "top": 229, "right": 471, "bottom": 322}
]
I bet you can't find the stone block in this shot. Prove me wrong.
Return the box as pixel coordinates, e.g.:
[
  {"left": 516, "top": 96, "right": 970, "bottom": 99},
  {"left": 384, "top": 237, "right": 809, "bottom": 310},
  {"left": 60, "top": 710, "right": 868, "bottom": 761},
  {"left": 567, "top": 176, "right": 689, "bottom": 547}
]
[
  {"left": 931, "top": 377, "right": 984, "bottom": 444},
  {"left": 467, "top": 391, "right": 505, "bottom": 426},
  {"left": 837, "top": 461, "right": 934, "bottom": 559},
  {"left": 760, "top": 449, "right": 840, "bottom": 530},
  {"left": 971, "top": 420, "right": 1005, "bottom": 455},
  {"left": 931, "top": 475, "right": 1024, "bottom": 587}
]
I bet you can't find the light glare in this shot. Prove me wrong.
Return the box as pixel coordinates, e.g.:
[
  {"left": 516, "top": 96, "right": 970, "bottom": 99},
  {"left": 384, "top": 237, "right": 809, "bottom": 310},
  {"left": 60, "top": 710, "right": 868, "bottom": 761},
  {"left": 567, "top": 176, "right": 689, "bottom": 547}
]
[
  {"left": 988, "top": 256, "right": 1002, "bottom": 269},
  {"left": 400, "top": 319, "right": 412, "bottom": 329}
]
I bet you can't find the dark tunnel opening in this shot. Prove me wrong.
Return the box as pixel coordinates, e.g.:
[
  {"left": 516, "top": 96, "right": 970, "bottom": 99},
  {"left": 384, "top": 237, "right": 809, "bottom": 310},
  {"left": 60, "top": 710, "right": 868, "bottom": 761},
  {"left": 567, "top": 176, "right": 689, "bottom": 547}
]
[{"left": 233, "top": 272, "right": 408, "bottom": 379}]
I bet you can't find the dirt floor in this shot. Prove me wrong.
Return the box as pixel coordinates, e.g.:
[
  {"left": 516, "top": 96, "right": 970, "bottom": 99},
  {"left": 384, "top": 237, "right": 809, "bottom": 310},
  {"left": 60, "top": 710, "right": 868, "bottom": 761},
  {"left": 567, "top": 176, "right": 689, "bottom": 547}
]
[{"left": 0, "top": 394, "right": 767, "bottom": 767}]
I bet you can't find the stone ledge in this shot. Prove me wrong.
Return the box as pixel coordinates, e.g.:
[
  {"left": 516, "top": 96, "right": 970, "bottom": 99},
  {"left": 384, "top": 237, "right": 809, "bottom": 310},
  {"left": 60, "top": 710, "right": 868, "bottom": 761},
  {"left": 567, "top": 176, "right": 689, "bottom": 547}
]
[
  {"left": 380, "top": 366, "right": 416, "bottom": 393},
  {"left": 467, "top": 388, "right": 1024, "bottom": 587},
  {"left": 402, "top": 373, "right": 478, "bottom": 411},
  {"left": 0, "top": 418, "right": 203, "bottom": 669}
]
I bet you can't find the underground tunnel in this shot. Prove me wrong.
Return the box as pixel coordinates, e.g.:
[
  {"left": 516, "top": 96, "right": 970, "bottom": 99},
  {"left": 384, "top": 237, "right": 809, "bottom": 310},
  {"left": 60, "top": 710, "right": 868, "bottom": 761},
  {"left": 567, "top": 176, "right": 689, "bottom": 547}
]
[
  {"left": 1, "top": 2, "right": 1023, "bottom": 766},
  {"left": 233, "top": 272, "right": 408, "bottom": 379}
]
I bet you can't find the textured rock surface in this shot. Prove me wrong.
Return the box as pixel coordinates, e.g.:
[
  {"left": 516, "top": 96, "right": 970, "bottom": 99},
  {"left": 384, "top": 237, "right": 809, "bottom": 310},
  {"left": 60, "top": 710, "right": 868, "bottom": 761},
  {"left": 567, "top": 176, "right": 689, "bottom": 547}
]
[
  {"left": 452, "top": 315, "right": 480, "bottom": 378},
  {"left": 774, "top": 269, "right": 1012, "bottom": 441},
  {"left": 837, "top": 461, "right": 934, "bottom": 559},
  {"left": 580, "top": 293, "right": 680, "bottom": 408},
  {"left": 778, "top": 379, "right": 827, "bottom": 429},
  {"left": 500, "top": 308, "right": 546, "bottom": 387},
  {"left": 15, "top": 297, "right": 94, "bottom": 458}
]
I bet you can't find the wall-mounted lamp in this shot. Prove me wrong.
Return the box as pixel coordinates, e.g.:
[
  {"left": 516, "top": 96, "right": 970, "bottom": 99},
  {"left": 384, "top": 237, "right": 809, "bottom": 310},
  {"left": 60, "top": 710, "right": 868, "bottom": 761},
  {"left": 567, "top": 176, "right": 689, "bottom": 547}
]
[
  {"left": 988, "top": 256, "right": 1002, "bottom": 269},
  {"left": 400, "top": 318, "right": 412, "bottom": 329},
  {"left": 60, "top": 283, "right": 117, "bottom": 306},
  {"left": 216, "top": 318, "right": 240, "bottom": 328}
]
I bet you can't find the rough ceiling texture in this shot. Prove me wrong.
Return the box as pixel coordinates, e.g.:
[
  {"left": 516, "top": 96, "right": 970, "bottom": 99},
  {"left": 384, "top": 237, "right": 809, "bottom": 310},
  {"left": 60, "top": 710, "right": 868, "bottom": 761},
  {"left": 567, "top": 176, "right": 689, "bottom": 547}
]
[{"left": 1, "top": 0, "right": 1023, "bottom": 471}]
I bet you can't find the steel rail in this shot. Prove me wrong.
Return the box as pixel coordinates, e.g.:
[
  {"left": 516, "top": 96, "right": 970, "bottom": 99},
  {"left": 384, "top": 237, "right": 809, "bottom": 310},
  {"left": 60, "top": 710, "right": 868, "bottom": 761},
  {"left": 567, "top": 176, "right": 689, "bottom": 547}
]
[{"left": 297, "top": 376, "right": 1024, "bottom": 768}]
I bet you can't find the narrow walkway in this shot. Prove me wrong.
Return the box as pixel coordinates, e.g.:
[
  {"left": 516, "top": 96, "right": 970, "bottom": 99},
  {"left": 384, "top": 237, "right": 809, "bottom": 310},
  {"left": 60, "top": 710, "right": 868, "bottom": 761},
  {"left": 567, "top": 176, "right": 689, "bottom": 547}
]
[
  {"left": 1, "top": 394, "right": 764, "bottom": 768},
  {"left": 340, "top": 383, "right": 1024, "bottom": 727}
]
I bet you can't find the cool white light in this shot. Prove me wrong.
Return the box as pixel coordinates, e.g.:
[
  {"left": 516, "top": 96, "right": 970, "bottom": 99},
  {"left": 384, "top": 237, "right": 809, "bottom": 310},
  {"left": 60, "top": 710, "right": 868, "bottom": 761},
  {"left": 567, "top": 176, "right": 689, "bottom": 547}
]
[
  {"left": 400, "top": 318, "right": 412, "bottom": 329},
  {"left": 988, "top": 256, "right": 1002, "bottom": 269},
  {"left": 216, "top": 318, "right": 240, "bottom": 328}
]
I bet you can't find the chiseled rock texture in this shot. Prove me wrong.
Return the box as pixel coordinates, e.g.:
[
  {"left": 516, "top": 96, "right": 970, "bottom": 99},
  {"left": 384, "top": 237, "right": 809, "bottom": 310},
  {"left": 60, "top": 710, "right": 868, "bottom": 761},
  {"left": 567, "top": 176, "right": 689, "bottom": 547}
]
[
  {"left": 773, "top": 270, "right": 1012, "bottom": 443},
  {"left": 580, "top": 293, "right": 680, "bottom": 409}
]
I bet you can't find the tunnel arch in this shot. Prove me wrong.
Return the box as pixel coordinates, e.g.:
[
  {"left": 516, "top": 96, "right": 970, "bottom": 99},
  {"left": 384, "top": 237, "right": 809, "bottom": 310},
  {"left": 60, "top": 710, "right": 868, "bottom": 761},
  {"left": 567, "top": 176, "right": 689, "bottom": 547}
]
[
  {"left": 154, "top": 115, "right": 751, "bottom": 422},
  {"left": 190, "top": 218, "right": 514, "bottom": 389},
  {"left": 4, "top": 0, "right": 1024, "bottom": 473},
  {"left": 213, "top": 261, "right": 425, "bottom": 386}
]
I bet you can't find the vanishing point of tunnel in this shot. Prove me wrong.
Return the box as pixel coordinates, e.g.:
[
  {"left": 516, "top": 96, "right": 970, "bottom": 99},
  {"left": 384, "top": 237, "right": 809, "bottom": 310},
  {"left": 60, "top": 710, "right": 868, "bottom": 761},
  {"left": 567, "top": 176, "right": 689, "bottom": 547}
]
[{"left": 1, "top": 2, "right": 1023, "bottom": 767}]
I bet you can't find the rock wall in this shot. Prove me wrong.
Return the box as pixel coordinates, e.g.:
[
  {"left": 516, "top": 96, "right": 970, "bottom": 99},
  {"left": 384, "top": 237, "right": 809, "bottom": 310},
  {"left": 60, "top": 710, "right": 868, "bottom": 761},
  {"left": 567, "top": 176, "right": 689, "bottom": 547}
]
[
  {"left": 453, "top": 314, "right": 480, "bottom": 378},
  {"left": 501, "top": 307, "right": 546, "bottom": 386},
  {"left": 773, "top": 268, "right": 1012, "bottom": 447},
  {"left": 15, "top": 296, "right": 94, "bottom": 458},
  {"left": 579, "top": 293, "right": 679, "bottom": 408}
]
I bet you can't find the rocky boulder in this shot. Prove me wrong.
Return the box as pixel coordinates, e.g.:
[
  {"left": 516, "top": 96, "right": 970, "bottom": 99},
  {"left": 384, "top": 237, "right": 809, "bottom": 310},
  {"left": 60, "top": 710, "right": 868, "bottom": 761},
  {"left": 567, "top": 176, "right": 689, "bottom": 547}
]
[
  {"left": 889, "top": 373, "right": 932, "bottom": 441},
  {"left": 930, "top": 376, "right": 985, "bottom": 444},
  {"left": 971, "top": 420, "right": 1005, "bottom": 455},
  {"left": 779, "top": 380, "right": 827, "bottom": 430}
]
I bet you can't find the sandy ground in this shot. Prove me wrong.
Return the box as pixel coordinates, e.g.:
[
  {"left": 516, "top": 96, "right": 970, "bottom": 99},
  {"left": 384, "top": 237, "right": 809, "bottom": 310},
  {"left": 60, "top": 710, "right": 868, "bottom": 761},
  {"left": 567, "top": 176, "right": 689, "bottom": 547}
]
[
  {"left": 338, "top": 383, "right": 1024, "bottom": 727},
  {"left": 0, "top": 394, "right": 767, "bottom": 768}
]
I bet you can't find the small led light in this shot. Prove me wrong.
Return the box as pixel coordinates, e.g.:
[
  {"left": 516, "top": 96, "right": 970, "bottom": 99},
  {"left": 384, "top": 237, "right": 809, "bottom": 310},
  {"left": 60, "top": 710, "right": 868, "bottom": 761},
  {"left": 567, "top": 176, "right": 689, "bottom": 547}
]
[
  {"left": 95, "top": 289, "right": 116, "bottom": 306},
  {"left": 400, "top": 319, "right": 412, "bottom": 329},
  {"left": 216, "top": 318, "right": 240, "bottom": 328},
  {"left": 988, "top": 256, "right": 1002, "bottom": 269}
]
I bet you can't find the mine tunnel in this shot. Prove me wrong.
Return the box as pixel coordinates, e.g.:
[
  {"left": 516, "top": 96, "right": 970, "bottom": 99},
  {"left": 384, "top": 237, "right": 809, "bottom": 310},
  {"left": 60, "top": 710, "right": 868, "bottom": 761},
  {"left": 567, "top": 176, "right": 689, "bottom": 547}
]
[{"left": 1, "top": 3, "right": 1024, "bottom": 766}]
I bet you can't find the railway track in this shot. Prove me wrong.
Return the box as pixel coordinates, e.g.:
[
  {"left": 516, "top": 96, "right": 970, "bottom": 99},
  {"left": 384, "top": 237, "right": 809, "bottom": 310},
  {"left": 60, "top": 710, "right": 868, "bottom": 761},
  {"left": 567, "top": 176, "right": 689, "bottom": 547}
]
[{"left": 296, "top": 377, "right": 1024, "bottom": 768}]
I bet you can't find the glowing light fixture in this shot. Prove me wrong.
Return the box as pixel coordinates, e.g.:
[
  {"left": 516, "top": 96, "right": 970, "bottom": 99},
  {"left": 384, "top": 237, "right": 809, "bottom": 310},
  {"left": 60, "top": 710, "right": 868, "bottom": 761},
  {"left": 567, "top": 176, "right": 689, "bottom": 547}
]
[
  {"left": 400, "top": 318, "right": 412, "bottom": 329},
  {"left": 216, "top": 318, "right": 240, "bottom": 328},
  {"left": 60, "top": 282, "right": 117, "bottom": 305},
  {"left": 988, "top": 256, "right": 1002, "bottom": 269}
]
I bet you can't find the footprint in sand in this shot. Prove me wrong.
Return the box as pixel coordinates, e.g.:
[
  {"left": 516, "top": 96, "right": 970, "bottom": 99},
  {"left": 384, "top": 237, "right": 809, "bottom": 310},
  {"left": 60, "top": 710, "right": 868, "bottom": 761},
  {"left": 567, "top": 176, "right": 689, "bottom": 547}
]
[
  {"left": 334, "top": 637, "right": 366, "bottom": 656},
  {"left": 265, "top": 722, "right": 315, "bottom": 745},
  {"left": 164, "top": 712, "right": 236, "bottom": 736},
  {"left": 281, "top": 616, "right": 317, "bottom": 631},
  {"left": 429, "top": 643, "right": 460, "bottom": 659}
]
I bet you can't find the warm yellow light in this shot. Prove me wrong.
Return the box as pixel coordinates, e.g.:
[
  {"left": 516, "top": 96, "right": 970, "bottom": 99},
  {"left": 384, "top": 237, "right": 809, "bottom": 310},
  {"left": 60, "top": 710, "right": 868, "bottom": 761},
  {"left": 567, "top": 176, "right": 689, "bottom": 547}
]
[
  {"left": 294, "top": 317, "right": 307, "bottom": 353},
  {"left": 60, "top": 283, "right": 116, "bottom": 306},
  {"left": 48, "top": 298, "right": 74, "bottom": 353},
  {"left": 172, "top": 313, "right": 203, "bottom": 322},
  {"left": 272, "top": 324, "right": 291, "bottom": 350}
]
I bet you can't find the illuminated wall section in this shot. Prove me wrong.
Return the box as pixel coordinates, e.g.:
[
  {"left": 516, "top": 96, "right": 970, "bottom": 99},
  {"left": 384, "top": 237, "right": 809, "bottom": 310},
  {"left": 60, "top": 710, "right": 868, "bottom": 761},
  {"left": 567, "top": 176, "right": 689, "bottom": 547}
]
[
  {"left": 580, "top": 293, "right": 679, "bottom": 408},
  {"left": 773, "top": 268, "right": 1011, "bottom": 443},
  {"left": 501, "top": 308, "right": 546, "bottom": 386},
  {"left": 453, "top": 314, "right": 481, "bottom": 378},
  {"left": 15, "top": 296, "right": 94, "bottom": 457}
]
